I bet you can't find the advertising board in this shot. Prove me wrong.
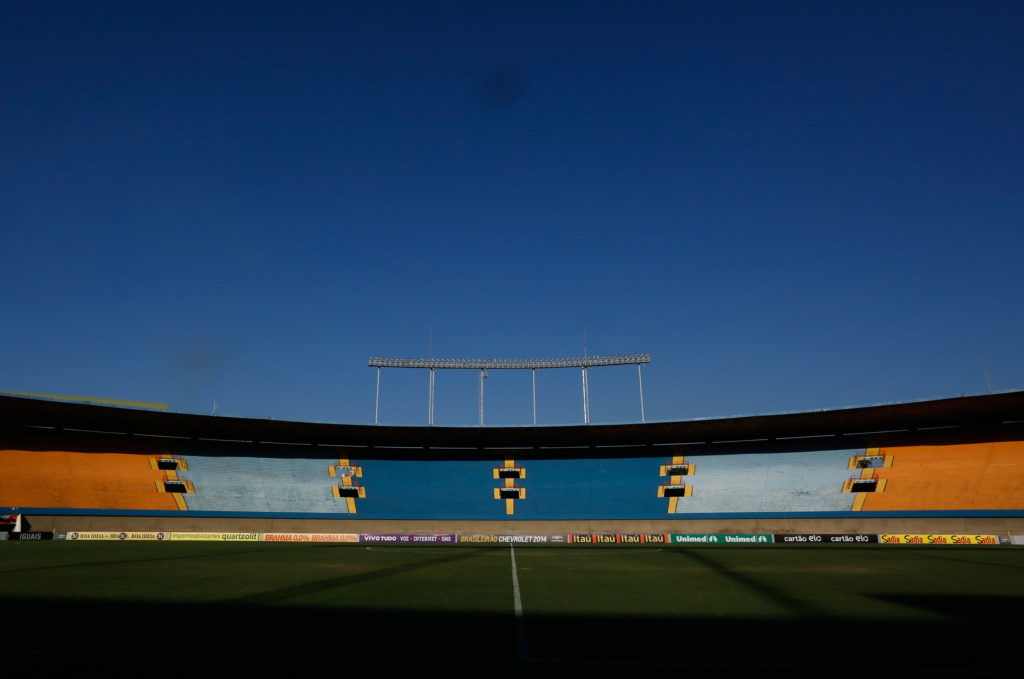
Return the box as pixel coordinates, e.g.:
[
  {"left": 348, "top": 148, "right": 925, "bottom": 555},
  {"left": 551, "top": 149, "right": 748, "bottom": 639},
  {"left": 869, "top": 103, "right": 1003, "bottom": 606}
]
[
  {"left": 774, "top": 534, "right": 878, "bottom": 544},
  {"left": 670, "top": 534, "right": 773, "bottom": 544},
  {"left": 359, "top": 534, "right": 455, "bottom": 544},
  {"left": 879, "top": 534, "right": 999, "bottom": 545},
  {"left": 263, "top": 533, "right": 358, "bottom": 542},
  {"left": 68, "top": 531, "right": 167, "bottom": 541},
  {"left": 458, "top": 535, "right": 551, "bottom": 543}
]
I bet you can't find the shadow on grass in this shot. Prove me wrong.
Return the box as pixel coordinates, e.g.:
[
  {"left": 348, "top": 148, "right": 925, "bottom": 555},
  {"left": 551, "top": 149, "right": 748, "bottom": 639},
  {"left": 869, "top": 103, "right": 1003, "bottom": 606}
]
[
  {"left": 868, "top": 593, "right": 1024, "bottom": 622},
  {"left": 4, "top": 594, "right": 1015, "bottom": 673},
  {"left": 232, "top": 545, "right": 500, "bottom": 605},
  {"left": 671, "top": 546, "right": 825, "bottom": 618}
]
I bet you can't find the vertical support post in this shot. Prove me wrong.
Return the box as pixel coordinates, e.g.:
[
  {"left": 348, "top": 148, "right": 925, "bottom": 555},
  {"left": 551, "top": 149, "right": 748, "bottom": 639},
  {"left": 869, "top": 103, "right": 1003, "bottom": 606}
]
[
  {"left": 375, "top": 367, "right": 381, "bottom": 425},
  {"left": 479, "top": 369, "right": 486, "bottom": 426},
  {"left": 428, "top": 368, "right": 435, "bottom": 425},
  {"left": 582, "top": 366, "right": 590, "bottom": 424},
  {"left": 531, "top": 368, "right": 537, "bottom": 425},
  {"left": 637, "top": 363, "right": 646, "bottom": 423}
]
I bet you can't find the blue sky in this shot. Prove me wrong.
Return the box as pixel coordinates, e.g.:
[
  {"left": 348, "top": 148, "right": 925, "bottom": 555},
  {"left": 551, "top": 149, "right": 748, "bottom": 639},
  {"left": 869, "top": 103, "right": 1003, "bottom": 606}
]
[{"left": 2, "top": 1, "right": 1022, "bottom": 427}]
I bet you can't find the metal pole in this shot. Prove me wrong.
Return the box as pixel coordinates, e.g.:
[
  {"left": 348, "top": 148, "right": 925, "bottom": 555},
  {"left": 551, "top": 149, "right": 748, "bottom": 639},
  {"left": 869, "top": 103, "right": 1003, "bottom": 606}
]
[
  {"left": 479, "top": 369, "right": 485, "bottom": 426},
  {"left": 637, "top": 363, "right": 645, "bottom": 423},
  {"left": 531, "top": 368, "right": 536, "bottom": 425},
  {"left": 375, "top": 367, "right": 381, "bottom": 424},
  {"left": 582, "top": 366, "right": 590, "bottom": 424},
  {"left": 428, "top": 368, "right": 435, "bottom": 425}
]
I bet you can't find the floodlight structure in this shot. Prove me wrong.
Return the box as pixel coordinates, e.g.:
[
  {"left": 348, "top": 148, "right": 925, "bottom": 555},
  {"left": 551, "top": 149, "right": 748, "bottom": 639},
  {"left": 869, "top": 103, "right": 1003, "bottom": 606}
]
[{"left": 368, "top": 353, "right": 650, "bottom": 426}]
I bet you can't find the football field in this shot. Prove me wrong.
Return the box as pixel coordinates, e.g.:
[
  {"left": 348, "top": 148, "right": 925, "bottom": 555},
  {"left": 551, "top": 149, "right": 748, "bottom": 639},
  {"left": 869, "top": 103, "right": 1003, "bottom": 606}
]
[{"left": 2, "top": 541, "right": 1020, "bottom": 672}]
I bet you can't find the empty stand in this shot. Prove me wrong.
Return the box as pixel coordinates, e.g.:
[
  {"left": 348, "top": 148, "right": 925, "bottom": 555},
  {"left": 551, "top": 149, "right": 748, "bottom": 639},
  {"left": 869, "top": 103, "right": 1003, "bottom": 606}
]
[
  {"left": 675, "top": 449, "right": 858, "bottom": 514},
  {"left": 860, "top": 441, "right": 1024, "bottom": 511},
  {"left": 0, "top": 449, "right": 179, "bottom": 510}
]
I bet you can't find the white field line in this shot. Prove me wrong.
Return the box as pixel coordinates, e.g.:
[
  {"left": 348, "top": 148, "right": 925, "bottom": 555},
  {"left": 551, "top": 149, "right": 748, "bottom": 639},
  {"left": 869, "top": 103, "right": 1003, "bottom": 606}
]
[{"left": 510, "top": 545, "right": 529, "bottom": 661}]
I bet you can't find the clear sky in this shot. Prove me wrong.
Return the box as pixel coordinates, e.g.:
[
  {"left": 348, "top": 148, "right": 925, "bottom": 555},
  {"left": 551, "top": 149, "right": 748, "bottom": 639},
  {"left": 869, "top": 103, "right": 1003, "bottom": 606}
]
[{"left": 2, "top": 1, "right": 1022, "bottom": 427}]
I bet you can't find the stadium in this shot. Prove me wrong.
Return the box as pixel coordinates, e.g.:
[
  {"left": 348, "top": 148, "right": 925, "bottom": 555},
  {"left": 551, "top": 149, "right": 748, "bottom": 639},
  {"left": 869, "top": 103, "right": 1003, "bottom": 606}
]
[{"left": 3, "top": 388, "right": 1023, "bottom": 672}]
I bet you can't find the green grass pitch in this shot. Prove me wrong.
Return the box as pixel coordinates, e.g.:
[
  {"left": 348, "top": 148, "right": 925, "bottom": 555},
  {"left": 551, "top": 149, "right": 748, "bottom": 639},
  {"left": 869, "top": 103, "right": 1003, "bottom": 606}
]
[{"left": 2, "top": 542, "right": 1021, "bottom": 672}]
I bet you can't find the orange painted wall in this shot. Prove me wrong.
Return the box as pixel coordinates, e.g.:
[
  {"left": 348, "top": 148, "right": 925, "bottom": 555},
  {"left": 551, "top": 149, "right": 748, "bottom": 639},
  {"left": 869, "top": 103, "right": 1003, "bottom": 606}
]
[
  {"left": 0, "top": 450, "right": 178, "bottom": 510},
  {"left": 861, "top": 441, "right": 1024, "bottom": 511}
]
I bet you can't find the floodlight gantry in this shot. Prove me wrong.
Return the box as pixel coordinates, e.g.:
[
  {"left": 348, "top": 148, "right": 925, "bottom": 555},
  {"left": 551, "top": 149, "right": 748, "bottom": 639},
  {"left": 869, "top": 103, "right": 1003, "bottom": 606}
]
[{"left": 368, "top": 353, "right": 650, "bottom": 426}]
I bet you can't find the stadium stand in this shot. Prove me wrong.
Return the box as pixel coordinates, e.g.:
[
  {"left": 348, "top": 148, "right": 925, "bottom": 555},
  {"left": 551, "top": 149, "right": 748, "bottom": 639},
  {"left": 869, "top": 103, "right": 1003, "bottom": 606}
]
[
  {"left": 860, "top": 441, "right": 1024, "bottom": 511},
  {"left": 678, "top": 449, "right": 857, "bottom": 514},
  {"left": 0, "top": 449, "right": 178, "bottom": 511},
  {"left": 178, "top": 453, "right": 351, "bottom": 514},
  {"left": 2, "top": 391, "right": 1023, "bottom": 526}
]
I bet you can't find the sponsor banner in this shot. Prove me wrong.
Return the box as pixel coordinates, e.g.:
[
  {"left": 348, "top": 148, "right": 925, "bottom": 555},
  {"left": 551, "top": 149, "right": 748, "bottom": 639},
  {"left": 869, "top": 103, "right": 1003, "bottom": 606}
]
[
  {"left": 13, "top": 532, "right": 53, "bottom": 540},
  {"left": 359, "top": 534, "right": 455, "bottom": 544},
  {"left": 170, "top": 532, "right": 259, "bottom": 542},
  {"left": 0, "top": 532, "right": 8, "bottom": 540},
  {"left": 567, "top": 534, "right": 670, "bottom": 545},
  {"left": 774, "top": 534, "right": 879, "bottom": 544},
  {"left": 68, "top": 531, "right": 168, "bottom": 541},
  {"left": 457, "top": 535, "right": 551, "bottom": 544},
  {"left": 263, "top": 533, "right": 359, "bottom": 543},
  {"left": 670, "top": 534, "right": 773, "bottom": 544},
  {"left": 0, "top": 514, "right": 20, "bottom": 532},
  {"left": 880, "top": 534, "right": 999, "bottom": 545}
]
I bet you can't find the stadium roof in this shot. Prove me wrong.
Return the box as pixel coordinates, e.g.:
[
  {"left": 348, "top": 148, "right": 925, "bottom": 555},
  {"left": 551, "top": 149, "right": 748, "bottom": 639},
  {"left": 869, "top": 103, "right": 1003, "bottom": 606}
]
[{"left": 1, "top": 390, "right": 1021, "bottom": 451}]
